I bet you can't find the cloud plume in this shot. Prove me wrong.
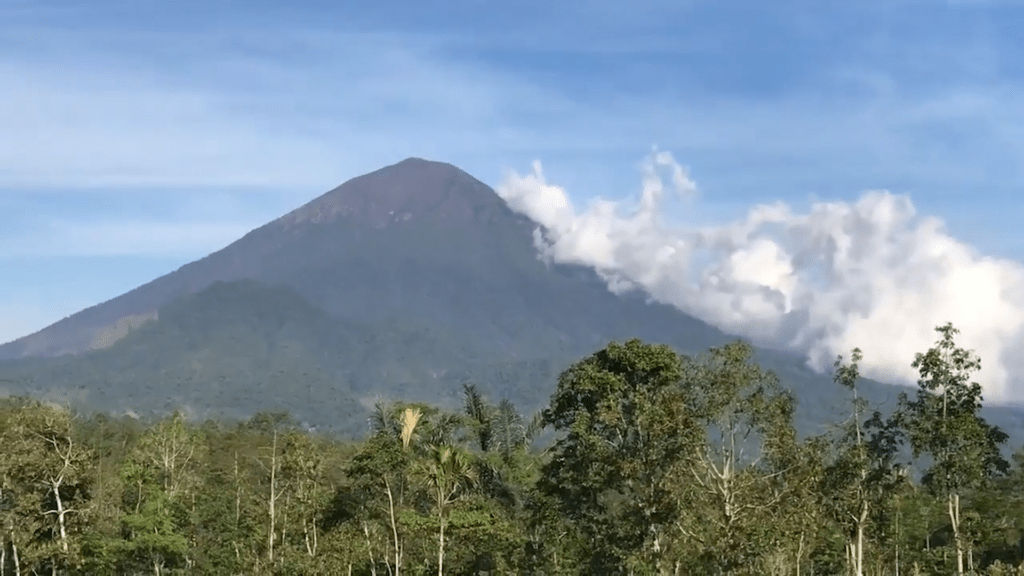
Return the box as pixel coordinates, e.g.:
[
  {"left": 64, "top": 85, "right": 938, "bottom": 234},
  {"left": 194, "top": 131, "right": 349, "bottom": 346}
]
[{"left": 497, "top": 148, "right": 1024, "bottom": 403}]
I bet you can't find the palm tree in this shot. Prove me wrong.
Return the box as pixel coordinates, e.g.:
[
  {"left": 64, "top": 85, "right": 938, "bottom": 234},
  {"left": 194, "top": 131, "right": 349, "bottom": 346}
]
[
  {"left": 461, "top": 384, "right": 543, "bottom": 464},
  {"left": 462, "top": 383, "right": 494, "bottom": 453},
  {"left": 416, "top": 444, "right": 478, "bottom": 576},
  {"left": 365, "top": 401, "right": 424, "bottom": 576}
]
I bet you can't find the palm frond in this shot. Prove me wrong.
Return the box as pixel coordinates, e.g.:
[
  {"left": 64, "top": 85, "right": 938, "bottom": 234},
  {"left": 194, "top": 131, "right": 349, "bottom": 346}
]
[
  {"left": 463, "top": 382, "right": 495, "bottom": 452},
  {"left": 400, "top": 407, "right": 422, "bottom": 451},
  {"left": 524, "top": 410, "right": 545, "bottom": 443},
  {"left": 494, "top": 398, "right": 526, "bottom": 461}
]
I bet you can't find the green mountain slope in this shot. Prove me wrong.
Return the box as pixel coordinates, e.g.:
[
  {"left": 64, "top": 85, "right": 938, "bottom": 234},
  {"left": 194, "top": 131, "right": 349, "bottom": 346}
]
[{"left": 1, "top": 158, "right": 1022, "bottom": 443}]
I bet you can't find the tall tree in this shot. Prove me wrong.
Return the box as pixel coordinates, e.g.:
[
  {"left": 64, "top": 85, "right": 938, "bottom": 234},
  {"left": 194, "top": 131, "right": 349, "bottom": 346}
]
[
  {"left": 679, "top": 340, "right": 797, "bottom": 574},
  {"left": 0, "top": 402, "right": 93, "bottom": 574},
  {"left": 538, "top": 339, "right": 699, "bottom": 574},
  {"left": 822, "top": 348, "right": 906, "bottom": 576},
  {"left": 896, "top": 323, "right": 1009, "bottom": 575},
  {"left": 462, "top": 384, "right": 494, "bottom": 454},
  {"left": 280, "top": 430, "right": 328, "bottom": 561},
  {"left": 345, "top": 401, "right": 432, "bottom": 576},
  {"left": 415, "top": 444, "right": 478, "bottom": 576}
]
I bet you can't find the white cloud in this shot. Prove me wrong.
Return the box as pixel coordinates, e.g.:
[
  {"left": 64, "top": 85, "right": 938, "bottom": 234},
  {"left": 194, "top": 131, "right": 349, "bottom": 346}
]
[
  {"left": 3, "top": 4, "right": 1024, "bottom": 370},
  {"left": 497, "top": 150, "right": 1024, "bottom": 403}
]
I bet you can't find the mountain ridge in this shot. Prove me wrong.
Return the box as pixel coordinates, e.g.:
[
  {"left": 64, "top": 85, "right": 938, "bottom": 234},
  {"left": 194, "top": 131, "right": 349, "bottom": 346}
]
[
  {"left": 0, "top": 157, "right": 535, "bottom": 359},
  {"left": 3, "top": 157, "right": 1024, "bottom": 442}
]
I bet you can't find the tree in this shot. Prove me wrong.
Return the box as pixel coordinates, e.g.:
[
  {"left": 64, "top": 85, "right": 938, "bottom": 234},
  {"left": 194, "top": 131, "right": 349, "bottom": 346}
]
[
  {"left": 538, "top": 339, "right": 699, "bottom": 574},
  {"left": 679, "top": 340, "right": 798, "bottom": 574},
  {"left": 459, "top": 384, "right": 542, "bottom": 511},
  {"left": 822, "top": 348, "right": 906, "bottom": 576},
  {"left": 344, "top": 401, "right": 433, "bottom": 576},
  {"left": 119, "top": 411, "right": 205, "bottom": 575},
  {"left": 897, "top": 323, "right": 1009, "bottom": 575},
  {"left": 119, "top": 459, "right": 190, "bottom": 576},
  {"left": 414, "top": 444, "right": 478, "bottom": 576},
  {"left": 0, "top": 402, "right": 93, "bottom": 574},
  {"left": 280, "top": 429, "right": 328, "bottom": 560}
]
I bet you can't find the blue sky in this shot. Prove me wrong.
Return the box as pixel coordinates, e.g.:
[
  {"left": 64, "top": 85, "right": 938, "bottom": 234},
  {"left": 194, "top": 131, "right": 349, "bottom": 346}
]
[{"left": 3, "top": 0, "right": 1024, "bottom": 394}]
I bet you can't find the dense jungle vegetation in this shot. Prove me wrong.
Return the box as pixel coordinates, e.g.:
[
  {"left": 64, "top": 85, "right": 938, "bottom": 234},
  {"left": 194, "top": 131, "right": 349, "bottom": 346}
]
[{"left": 2, "top": 323, "right": 1023, "bottom": 575}]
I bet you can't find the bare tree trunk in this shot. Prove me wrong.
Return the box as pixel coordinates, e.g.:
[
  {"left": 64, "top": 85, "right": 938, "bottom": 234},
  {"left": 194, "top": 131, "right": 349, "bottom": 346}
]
[
  {"left": 437, "top": 512, "right": 445, "bottom": 576},
  {"left": 266, "top": 430, "right": 280, "bottom": 567},
  {"left": 51, "top": 481, "right": 69, "bottom": 554},
  {"left": 269, "top": 458, "right": 276, "bottom": 565},
  {"left": 312, "top": 515, "right": 318, "bottom": 557},
  {"left": 10, "top": 539, "right": 18, "bottom": 576},
  {"left": 363, "top": 522, "right": 378, "bottom": 576},
  {"left": 282, "top": 493, "right": 289, "bottom": 556},
  {"left": 39, "top": 426, "right": 78, "bottom": 565},
  {"left": 234, "top": 452, "right": 242, "bottom": 525},
  {"left": 304, "top": 518, "right": 313, "bottom": 556},
  {"left": 855, "top": 500, "right": 868, "bottom": 576},
  {"left": 385, "top": 476, "right": 402, "bottom": 576},
  {"left": 949, "top": 493, "right": 964, "bottom": 576},
  {"left": 796, "top": 531, "right": 804, "bottom": 576}
]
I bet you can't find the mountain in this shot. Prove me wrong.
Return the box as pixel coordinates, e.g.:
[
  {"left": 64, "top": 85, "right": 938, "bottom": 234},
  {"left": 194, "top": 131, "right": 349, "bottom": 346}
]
[
  {"left": 2, "top": 158, "right": 1024, "bottom": 440},
  {"left": 0, "top": 157, "right": 726, "bottom": 361}
]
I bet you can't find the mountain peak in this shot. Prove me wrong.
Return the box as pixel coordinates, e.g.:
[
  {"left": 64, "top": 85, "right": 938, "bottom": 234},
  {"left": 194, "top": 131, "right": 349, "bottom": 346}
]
[{"left": 276, "top": 156, "right": 507, "bottom": 230}]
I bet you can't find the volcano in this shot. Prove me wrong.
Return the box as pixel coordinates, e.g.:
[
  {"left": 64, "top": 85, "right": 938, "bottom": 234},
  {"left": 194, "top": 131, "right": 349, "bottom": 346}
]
[{"left": 3, "top": 157, "right": 1023, "bottom": 440}]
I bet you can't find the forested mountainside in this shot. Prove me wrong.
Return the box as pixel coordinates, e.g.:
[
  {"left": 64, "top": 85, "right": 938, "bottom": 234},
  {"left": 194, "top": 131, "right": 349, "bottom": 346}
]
[{"left": 10, "top": 158, "right": 1022, "bottom": 442}]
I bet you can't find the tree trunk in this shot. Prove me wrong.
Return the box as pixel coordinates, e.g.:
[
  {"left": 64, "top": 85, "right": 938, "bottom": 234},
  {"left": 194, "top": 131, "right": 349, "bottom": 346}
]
[
  {"left": 855, "top": 500, "right": 867, "bottom": 576},
  {"left": 437, "top": 512, "right": 445, "bottom": 576},
  {"left": 268, "top": 430, "right": 279, "bottom": 567},
  {"left": 51, "top": 481, "right": 69, "bottom": 554},
  {"left": 10, "top": 539, "right": 18, "bottom": 576},
  {"left": 312, "top": 515, "right": 318, "bottom": 557},
  {"left": 234, "top": 452, "right": 242, "bottom": 525},
  {"left": 385, "top": 476, "right": 401, "bottom": 576},
  {"left": 363, "top": 522, "right": 378, "bottom": 576},
  {"left": 949, "top": 493, "right": 964, "bottom": 575},
  {"left": 282, "top": 493, "right": 289, "bottom": 556}
]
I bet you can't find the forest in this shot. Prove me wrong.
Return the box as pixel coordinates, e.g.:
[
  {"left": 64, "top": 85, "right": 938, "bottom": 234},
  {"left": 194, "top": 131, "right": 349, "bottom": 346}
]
[{"left": 2, "top": 323, "right": 1023, "bottom": 576}]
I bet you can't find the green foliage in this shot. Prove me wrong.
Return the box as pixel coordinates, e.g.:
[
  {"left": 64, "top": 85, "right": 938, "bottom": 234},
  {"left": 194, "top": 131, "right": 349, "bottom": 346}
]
[
  {"left": 5, "top": 329, "right": 1024, "bottom": 574},
  {"left": 896, "top": 323, "right": 1011, "bottom": 574},
  {"left": 899, "top": 323, "right": 1010, "bottom": 495},
  {"left": 679, "top": 340, "right": 802, "bottom": 574},
  {"left": 820, "top": 348, "right": 908, "bottom": 576},
  {"left": 539, "top": 338, "right": 699, "bottom": 573}
]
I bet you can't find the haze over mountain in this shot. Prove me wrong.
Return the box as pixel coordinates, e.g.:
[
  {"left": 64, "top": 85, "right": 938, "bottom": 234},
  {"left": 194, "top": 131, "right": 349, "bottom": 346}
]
[{"left": 2, "top": 157, "right": 1023, "bottom": 440}]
